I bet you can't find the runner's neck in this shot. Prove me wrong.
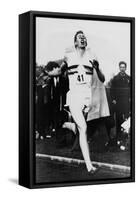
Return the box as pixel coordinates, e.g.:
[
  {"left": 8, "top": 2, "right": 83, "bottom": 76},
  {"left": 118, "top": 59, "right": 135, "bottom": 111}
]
[{"left": 76, "top": 47, "right": 86, "bottom": 57}]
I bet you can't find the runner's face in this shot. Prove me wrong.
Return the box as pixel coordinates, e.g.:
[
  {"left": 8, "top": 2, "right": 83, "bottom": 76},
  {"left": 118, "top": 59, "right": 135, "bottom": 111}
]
[{"left": 75, "top": 33, "right": 87, "bottom": 48}]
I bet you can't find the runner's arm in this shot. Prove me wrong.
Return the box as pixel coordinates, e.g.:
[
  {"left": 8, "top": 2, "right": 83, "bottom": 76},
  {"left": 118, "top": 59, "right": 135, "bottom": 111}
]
[{"left": 89, "top": 60, "right": 105, "bottom": 83}]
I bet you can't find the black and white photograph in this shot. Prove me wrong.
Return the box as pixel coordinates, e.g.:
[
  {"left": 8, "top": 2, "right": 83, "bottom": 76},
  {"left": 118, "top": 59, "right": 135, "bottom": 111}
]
[
  {"left": 34, "top": 14, "right": 134, "bottom": 186},
  {"left": 1, "top": 0, "right": 138, "bottom": 198}
]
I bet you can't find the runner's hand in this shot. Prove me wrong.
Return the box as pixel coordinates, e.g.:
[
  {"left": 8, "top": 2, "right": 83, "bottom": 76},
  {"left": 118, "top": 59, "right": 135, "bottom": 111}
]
[
  {"left": 89, "top": 59, "right": 99, "bottom": 71},
  {"left": 92, "top": 59, "right": 99, "bottom": 70}
]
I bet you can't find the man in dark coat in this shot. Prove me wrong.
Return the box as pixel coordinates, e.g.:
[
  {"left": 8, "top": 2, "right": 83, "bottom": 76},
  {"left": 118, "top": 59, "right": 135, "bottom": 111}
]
[
  {"left": 35, "top": 61, "right": 69, "bottom": 139},
  {"left": 110, "top": 61, "right": 130, "bottom": 146}
]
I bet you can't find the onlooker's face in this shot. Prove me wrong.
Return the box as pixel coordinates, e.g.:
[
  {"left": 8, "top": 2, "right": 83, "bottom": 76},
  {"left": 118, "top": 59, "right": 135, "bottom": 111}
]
[
  {"left": 48, "top": 67, "right": 61, "bottom": 76},
  {"left": 75, "top": 33, "right": 87, "bottom": 49},
  {"left": 119, "top": 63, "right": 126, "bottom": 73}
]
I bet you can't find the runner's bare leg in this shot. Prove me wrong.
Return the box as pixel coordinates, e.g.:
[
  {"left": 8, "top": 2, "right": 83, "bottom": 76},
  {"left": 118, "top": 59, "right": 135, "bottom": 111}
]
[{"left": 69, "top": 104, "right": 96, "bottom": 172}]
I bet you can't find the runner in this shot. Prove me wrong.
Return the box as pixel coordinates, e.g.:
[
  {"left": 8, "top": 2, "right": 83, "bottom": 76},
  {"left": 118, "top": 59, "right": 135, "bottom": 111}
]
[
  {"left": 45, "top": 30, "right": 110, "bottom": 173},
  {"left": 63, "top": 31, "right": 109, "bottom": 173}
]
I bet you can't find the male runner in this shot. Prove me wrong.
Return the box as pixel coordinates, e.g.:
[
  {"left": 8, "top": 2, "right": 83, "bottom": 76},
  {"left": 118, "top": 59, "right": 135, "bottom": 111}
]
[{"left": 63, "top": 31, "right": 107, "bottom": 173}]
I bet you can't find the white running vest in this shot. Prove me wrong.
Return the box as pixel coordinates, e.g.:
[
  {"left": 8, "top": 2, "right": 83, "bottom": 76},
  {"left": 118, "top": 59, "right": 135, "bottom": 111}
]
[{"left": 65, "top": 49, "right": 96, "bottom": 92}]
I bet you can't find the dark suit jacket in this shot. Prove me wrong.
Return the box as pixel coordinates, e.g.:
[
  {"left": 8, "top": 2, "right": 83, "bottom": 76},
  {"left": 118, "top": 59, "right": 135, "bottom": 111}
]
[{"left": 110, "top": 72, "right": 130, "bottom": 114}]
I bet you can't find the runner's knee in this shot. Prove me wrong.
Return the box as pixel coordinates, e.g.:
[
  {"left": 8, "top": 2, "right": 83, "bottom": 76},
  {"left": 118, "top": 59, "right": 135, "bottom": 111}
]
[{"left": 77, "top": 123, "right": 87, "bottom": 134}]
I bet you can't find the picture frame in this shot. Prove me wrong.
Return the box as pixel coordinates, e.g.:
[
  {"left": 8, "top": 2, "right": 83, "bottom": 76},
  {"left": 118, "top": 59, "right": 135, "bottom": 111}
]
[{"left": 19, "top": 11, "right": 135, "bottom": 189}]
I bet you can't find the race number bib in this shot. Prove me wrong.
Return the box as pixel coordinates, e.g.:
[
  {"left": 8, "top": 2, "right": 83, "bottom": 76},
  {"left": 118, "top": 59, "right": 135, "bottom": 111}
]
[
  {"left": 75, "top": 73, "right": 86, "bottom": 84},
  {"left": 75, "top": 65, "right": 86, "bottom": 84}
]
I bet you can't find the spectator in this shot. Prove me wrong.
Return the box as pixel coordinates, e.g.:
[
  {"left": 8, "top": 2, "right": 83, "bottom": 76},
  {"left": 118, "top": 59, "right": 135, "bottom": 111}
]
[{"left": 110, "top": 61, "right": 130, "bottom": 148}]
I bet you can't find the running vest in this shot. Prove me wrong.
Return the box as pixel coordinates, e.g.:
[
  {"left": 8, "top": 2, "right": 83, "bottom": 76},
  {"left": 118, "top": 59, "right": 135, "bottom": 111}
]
[{"left": 65, "top": 49, "right": 95, "bottom": 91}]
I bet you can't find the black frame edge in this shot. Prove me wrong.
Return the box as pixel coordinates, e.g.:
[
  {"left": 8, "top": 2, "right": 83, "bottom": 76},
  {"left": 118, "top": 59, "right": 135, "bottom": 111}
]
[
  {"left": 131, "top": 17, "right": 135, "bottom": 182},
  {"left": 19, "top": 12, "right": 32, "bottom": 188},
  {"left": 23, "top": 10, "right": 135, "bottom": 22}
]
